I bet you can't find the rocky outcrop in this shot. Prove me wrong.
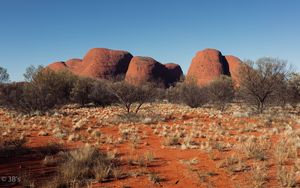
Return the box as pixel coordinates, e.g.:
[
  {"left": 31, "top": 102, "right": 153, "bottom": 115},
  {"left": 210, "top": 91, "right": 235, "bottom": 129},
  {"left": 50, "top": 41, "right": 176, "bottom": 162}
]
[
  {"left": 47, "top": 61, "right": 68, "bottom": 72},
  {"left": 164, "top": 63, "right": 183, "bottom": 85},
  {"left": 125, "top": 57, "right": 183, "bottom": 87},
  {"left": 225, "top": 55, "right": 242, "bottom": 86},
  {"left": 65, "top": 58, "right": 83, "bottom": 74},
  {"left": 47, "top": 48, "right": 133, "bottom": 79},
  {"left": 80, "top": 48, "right": 133, "bottom": 79},
  {"left": 125, "top": 56, "right": 167, "bottom": 85},
  {"left": 46, "top": 47, "right": 242, "bottom": 87},
  {"left": 187, "top": 48, "right": 242, "bottom": 86}
]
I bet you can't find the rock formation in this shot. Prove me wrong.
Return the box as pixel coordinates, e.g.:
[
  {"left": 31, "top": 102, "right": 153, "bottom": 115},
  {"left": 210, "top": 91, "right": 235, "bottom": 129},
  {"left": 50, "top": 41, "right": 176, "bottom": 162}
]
[
  {"left": 225, "top": 55, "right": 242, "bottom": 86},
  {"left": 65, "top": 58, "right": 83, "bottom": 74},
  {"left": 164, "top": 63, "right": 183, "bottom": 85},
  {"left": 79, "top": 48, "right": 133, "bottom": 79},
  {"left": 125, "top": 56, "right": 167, "bottom": 86},
  {"left": 124, "top": 56, "right": 183, "bottom": 87},
  {"left": 47, "top": 61, "right": 68, "bottom": 72},
  {"left": 47, "top": 48, "right": 133, "bottom": 79},
  {"left": 186, "top": 48, "right": 241, "bottom": 86},
  {"left": 47, "top": 47, "right": 241, "bottom": 87}
]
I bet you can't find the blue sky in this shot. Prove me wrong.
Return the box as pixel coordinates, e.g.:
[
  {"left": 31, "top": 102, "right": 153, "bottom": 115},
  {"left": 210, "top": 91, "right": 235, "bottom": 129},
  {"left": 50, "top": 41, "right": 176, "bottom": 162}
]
[{"left": 0, "top": 0, "right": 299, "bottom": 81}]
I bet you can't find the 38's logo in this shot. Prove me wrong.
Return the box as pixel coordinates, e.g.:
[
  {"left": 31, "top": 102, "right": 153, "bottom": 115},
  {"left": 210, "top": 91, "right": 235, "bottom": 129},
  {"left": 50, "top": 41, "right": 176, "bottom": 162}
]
[{"left": 0, "top": 176, "right": 21, "bottom": 184}]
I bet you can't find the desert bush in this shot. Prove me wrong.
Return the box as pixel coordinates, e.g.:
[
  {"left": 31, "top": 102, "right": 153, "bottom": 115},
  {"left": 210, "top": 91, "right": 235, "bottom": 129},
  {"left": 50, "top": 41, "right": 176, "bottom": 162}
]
[
  {"left": 148, "top": 171, "right": 164, "bottom": 184},
  {"left": 46, "top": 146, "right": 121, "bottom": 187},
  {"left": 163, "top": 134, "right": 180, "bottom": 146},
  {"left": 167, "top": 79, "right": 208, "bottom": 108},
  {"left": 1, "top": 68, "right": 77, "bottom": 112},
  {"left": 207, "top": 75, "right": 235, "bottom": 110},
  {"left": 277, "top": 166, "right": 296, "bottom": 187},
  {"left": 241, "top": 137, "right": 270, "bottom": 161},
  {"left": 274, "top": 137, "right": 297, "bottom": 165},
  {"left": 238, "top": 58, "right": 290, "bottom": 113},
  {"left": 0, "top": 82, "right": 25, "bottom": 107},
  {"left": 20, "top": 69, "right": 77, "bottom": 112},
  {"left": 23, "top": 65, "right": 43, "bottom": 82},
  {"left": 0, "top": 66, "right": 9, "bottom": 83},
  {"left": 70, "top": 77, "right": 94, "bottom": 105},
  {"left": 286, "top": 73, "right": 300, "bottom": 108},
  {"left": 88, "top": 79, "right": 116, "bottom": 106},
  {"left": 109, "top": 81, "right": 159, "bottom": 113},
  {"left": 250, "top": 162, "right": 268, "bottom": 188}
]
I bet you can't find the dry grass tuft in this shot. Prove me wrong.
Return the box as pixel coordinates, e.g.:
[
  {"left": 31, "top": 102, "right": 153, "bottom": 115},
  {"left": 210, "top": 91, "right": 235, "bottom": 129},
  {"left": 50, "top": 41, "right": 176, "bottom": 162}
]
[{"left": 45, "top": 146, "right": 123, "bottom": 187}]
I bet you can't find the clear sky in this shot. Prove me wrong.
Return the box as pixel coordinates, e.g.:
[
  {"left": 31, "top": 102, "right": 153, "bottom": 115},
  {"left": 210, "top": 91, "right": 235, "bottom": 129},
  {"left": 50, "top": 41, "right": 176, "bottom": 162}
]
[{"left": 1, "top": 0, "right": 300, "bottom": 81}]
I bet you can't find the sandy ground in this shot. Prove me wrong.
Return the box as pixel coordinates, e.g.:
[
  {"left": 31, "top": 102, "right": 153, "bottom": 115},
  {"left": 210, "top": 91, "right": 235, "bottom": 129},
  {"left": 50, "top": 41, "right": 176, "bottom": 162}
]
[{"left": 1, "top": 103, "right": 300, "bottom": 188}]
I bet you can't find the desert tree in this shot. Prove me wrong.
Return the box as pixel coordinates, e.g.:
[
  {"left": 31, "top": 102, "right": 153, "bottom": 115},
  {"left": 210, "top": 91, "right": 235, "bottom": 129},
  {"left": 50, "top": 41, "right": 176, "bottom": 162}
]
[
  {"left": 23, "top": 65, "right": 44, "bottom": 82},
  {"left": 0, "top": 82, "right": 25, "bottom": 107},
  {"left": 167, "top": 77, "right": 208, "bottom": 108},
  {"left": 0, "top": 66, "right": 9, "bottom": 83},
  {"left": 207, "top": 75, "right": 235, "bottom": 110},
  {"left": 286, "top": 73, "right": 300, "bottom": 108},
  {"left": 108, "top": 81, "right": 158, "bottom": 113},
  {"left": 70, "top": 77, "right": 94, "bottom": 105},
  {"left": 21, "top": 68, "right": 77, "bottom": 112},
  {"left": 238, "top": 57, "right": 290, "bottom": 113},
  {"left": 88, "top": 79, "right": 116, "bottom": 106}
]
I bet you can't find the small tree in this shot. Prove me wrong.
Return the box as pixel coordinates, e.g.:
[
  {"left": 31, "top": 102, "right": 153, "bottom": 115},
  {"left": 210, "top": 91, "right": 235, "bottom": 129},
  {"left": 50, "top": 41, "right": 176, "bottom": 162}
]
[
  {"left": 70, "top": 77, "right": 94, "bottom": 106},
  {"left": 207, "top": 76, "right": 235, "bottom": 110},
  {"left": 0, "top": 82, "right": 25, "bottom": 107},
  {"left": 109, "top": 81, "right": 158, "bottom": 113},
  {"left": 286, "top": 73, "right": 300, "bottom": 108},
  {"left": 23, "top": 65, "right": 43, "bottom": 82},
  {"left": 238, "top": 58, "right": 290, "bottom": 113},
  {"left": 167, "top": 78, "right": 208, "bottom": 108},
  {"left": 21, "top": 69, "right": 76, "bottom": 112},
  {"left": 0, "top": 66, "right": 9, "bottom": 83},
  {"left": 88, "top": 79, "right": 116, "bottom": 106}
]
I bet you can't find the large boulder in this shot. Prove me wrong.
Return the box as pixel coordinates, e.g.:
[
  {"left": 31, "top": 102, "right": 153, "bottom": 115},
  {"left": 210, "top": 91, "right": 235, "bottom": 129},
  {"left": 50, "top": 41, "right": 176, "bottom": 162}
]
[
  {"left": 125, "top": 56, "right": 169, "bottom": 86},
  {"left": 187, "top": 48, "right": 230, "bottom": 85},
  {"left": 164, "top": 63, "right": 183, "bottom": 86},
  {"left": 80, "top": 48, "right": 133, "bottom": 79},
  {"left": 225, "top": 55, "right": 242, "bottom": 86}
]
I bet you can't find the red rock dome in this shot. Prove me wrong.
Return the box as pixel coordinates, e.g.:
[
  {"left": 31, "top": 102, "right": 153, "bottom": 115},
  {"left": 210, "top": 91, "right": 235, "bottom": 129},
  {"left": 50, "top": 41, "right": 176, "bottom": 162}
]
[
  {"left": 125, "top": 56, "right": 167, "bottom": 86},
  {"left": 80, "top": 48, "right": 133, "bottom": 79},
  {"left": 65, "top": 58, "right": 83, "bottom": 74},
  {"left": 186, "top": 49, "right": 230, "bottom": 85}
]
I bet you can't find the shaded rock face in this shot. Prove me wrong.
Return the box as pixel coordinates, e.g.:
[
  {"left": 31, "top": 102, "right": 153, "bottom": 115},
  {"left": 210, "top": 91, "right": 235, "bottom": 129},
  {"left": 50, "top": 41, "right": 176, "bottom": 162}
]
[
  {"left": 80, "top": 48, "right": 133, "bottom": 79},
  {"left": 125, "top": 57, "right": 183, "bottom": 87},
  {"left": 225, "top": 55, "right": 242, "bottom": 86},
  {"left": 125, "top": 56, "right": 167, "bottom": 86},
  {"left": 164, "top": 63, "right": 183, "bottom": 85},
  {"left": 186, "top": 48, "right": 242, "bottom": 86}
]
